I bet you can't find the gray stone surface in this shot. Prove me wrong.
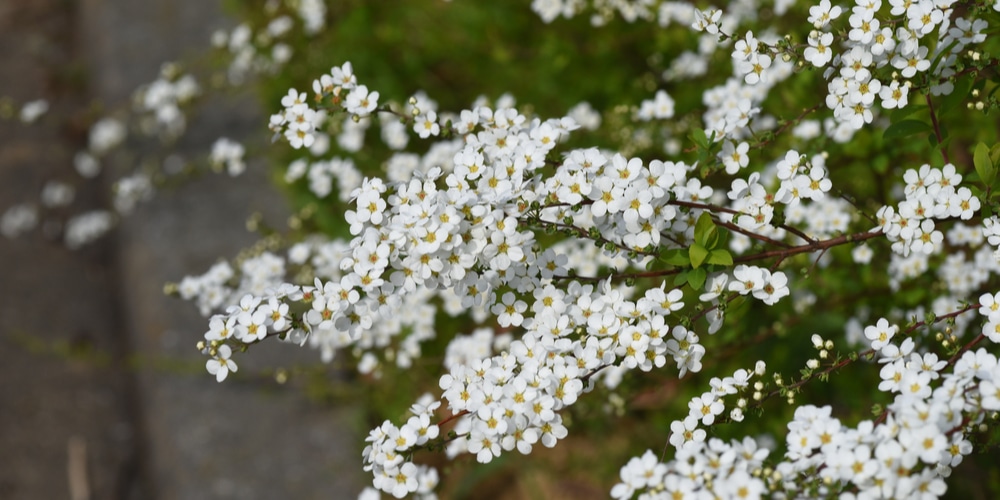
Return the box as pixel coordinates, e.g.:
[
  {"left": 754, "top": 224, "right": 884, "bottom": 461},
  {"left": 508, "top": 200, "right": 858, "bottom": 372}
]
[
  {"left": 1, "top": 0, "right": 366, "bottom": 498},
  {"left": 78, "top": 0, "right": 367, "bottom": 498},
  {"left": 0, "top": 1, "right": 144, "bottom": 498}
]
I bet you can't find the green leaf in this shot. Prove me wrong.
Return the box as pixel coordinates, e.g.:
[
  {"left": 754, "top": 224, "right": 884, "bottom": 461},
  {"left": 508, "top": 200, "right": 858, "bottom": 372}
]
[
  {"left": 674, "top": 270, "right": 689, "bottom": 286},
  {"left": 990, "top": 144, "right": 1000, "bottom": 168},
  {"left": 691, "top": 128, "right": 708, "bottom": 148},
  {"left": 706, "top": 249, "right": 734, "bottom": 267},
  {"left": 689, "top": 243, "right": 709, "bottom": 269},
  {"left": 694, "top": 212, "right": 718, "bottom": 247},
  {"left": 975, "top": 142, "right": 995, "bottom": 187},
  {"left": 883, "top": 119, "right": 932, "bottom": 141},
  {"left": 715, "top": 227, "right": 730, "bottom": 247},
  {"left": 939, "top": 76, "right": 973, "bottom": 114},
  {"left": 686, "top": 267, "right": 707, "bottom": 290},
  {"left": 660, "top": 248, "right": 690, "bottom": 267},
  {"left": 889, "top": 104, "right": 925, "bottom": 123},
  {"left": 928, "top": 39, "right": 960, "bottom": 75}
]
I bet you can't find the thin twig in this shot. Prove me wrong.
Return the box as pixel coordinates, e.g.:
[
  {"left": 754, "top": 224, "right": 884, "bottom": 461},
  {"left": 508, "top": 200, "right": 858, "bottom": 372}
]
[{"left": 924, "top": 93, "right": 951, "bottom": 164}]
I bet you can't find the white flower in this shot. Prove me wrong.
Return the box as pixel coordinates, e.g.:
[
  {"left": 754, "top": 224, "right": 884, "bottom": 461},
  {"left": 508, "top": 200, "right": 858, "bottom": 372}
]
[
  {"left": 345, "top": 84, "right": 380, "bottom": 117},
  {"left": 804, "top": 31, "right": 834, "bottom": 67},
  {"left": 864, "top": 318, "right": 897, "bottom": 351},
  {"left": 414, "top": 110, "right": 440, "bottom": 138},
  {"left": 808, "top": 0, "right": 842, "bottom": 28},
  {"left": 721, "top": 141, "right": 750, "bottom": 174},
  {"left": 206, "top": 344, "right": 238, "bottom": 382},
  {"left": 700, "top": 274, "right": 729, "bottom": 302},
  {"left": 754, "top": 271, "right": 789, "bottom": 305},
  {"left": 729, "top": 265, "right": 765, "bottom": 295}
]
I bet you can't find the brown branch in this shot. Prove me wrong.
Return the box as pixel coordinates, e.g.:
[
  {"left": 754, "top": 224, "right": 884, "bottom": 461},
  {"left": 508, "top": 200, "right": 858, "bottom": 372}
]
[
  {"left": 437, "top": 409, "right": 470, "bottom": 428},
  {"left": 725, "top": 216, "right": 793, "bottom": 250},
  {"left": 749, "top": 303, "right": 979, "bottom": 410},
  {"left": 555, "top": 229, "right": 883, "bottom": 284},
  {"left": 669, "top": 199, "right": 817, "bottom": 244},
  {"left": 924, "top": 92, "right": 951, "bottom": 164}
]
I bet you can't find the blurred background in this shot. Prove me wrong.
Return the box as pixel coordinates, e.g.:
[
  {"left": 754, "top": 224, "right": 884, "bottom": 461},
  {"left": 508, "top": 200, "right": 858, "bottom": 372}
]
[{"left": 0, "top": 0, "right": 365, "bottom": 498}]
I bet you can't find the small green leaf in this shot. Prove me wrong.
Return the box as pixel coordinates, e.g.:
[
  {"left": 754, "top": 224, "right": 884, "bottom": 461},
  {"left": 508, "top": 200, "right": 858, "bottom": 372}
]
[
  {"left": 694, "top": 212, "right": 717, "bottom": 247},
  {"left": 691, "top": 128, "right": 708, "bottom": 148},
  {"left": 689, "top": 243, "right": 709, "bottom": 269},
  {"left": 706, "top": 249, "right": 734, "bottom": 267},
  {"left": 889, "top": 103, "right": 925, "bottom": 123},
  {"left": 715, "top": 227, "right": 730, "bottom": 247},
  {"left": 705, "top": 229, "right": 719, "bottom": 249},
  {"left": 990, "top": 144, "right": 1000, "bottom": 168},
  {"left": 674, "top": 270, "right": 689, "bottom": 286},
  {"left": 975, "top": 142, "right": 995, "bottom": 187},
  {"left": 687, "top": 267, "right": 707, "bottom": 290},
  {"left": 929, "top": 39, "right": 960, "bottom": 75},
  {"left": 883, "top": 119, "right": 932, "bottom": 141},
  {"left": 940, "top": 76, "right": 973, "bottom": 114},
  {"left": 660, "top": 248, "right": 690, "bottom": 267}
]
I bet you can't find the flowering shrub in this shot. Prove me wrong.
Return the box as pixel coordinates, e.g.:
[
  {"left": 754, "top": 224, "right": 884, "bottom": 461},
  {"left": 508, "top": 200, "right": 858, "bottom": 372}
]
[{"left": 7, "top": 0, "right": 1000, "bottom": 498}]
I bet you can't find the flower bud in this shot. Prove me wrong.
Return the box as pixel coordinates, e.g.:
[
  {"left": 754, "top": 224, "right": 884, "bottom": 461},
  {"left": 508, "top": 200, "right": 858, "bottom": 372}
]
[{"left": 754, "top": 360, "right": 766, "bottom": 375}]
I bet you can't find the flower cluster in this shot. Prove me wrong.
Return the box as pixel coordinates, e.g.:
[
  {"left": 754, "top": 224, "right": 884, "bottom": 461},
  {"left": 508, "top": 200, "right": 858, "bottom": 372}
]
[
  {"left": 133, "top": 66, "right": 200, "bottom": 138},
  {"left": 614, "top": 316, "right": 1000, "bottom": 499},
  {"left": 209, "top": 137, "right": 247, "bottom": 176},
  {"left": 131, "top": 0, "right": 1000, "bottom": 497},
  {"left": 875, "top": 163, "right": 982, "bottom": 296}
]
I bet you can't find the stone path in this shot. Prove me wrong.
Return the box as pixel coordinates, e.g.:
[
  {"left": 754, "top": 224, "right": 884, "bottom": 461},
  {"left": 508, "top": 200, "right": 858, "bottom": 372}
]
[{"left": 1, "top": 1, "right": 365, "bottom": 498}]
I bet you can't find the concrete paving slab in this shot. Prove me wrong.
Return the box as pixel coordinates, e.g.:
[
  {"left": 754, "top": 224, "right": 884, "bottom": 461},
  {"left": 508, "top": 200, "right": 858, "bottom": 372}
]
[
  {"left": 1, "top": 0, "right": 367, "bottom": 498},
  {"left": 77, "top": 0, "right": 367, "bottom": 497},
  {"left": 0, "top": 1, "right": 145, "bottom": 498}
]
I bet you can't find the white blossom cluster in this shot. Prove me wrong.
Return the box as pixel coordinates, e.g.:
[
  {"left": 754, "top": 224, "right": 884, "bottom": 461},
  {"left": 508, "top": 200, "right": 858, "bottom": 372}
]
[
  {"left": 285, "top": 156, "right": 362, "bottom": 201},
  {"left": 0, "top": 111, "right": 126, "bottom": 240},
  {"left": 363, "top": 398, "right": 442, "bottom": 498},
  {"left": 178, "top": 252, "right": 285, "bottom": 317},
  {"left": 613, "top": 365, "right": 769, "bottom": 499},
  {"left": 876, "top": 164, "right": 981, "bottom": 261},
  {"left": 183, "top": 60, "right": 870, "bottom": 497},
  {"left": 131, "top": 0, "right": 1000, "bottom": 498},
  {"left": 209, "top": 137, "right": 247, "bottom": 176},
  {"left": 210, "top": 0, "right": 313, "bottom": 84},
  {"left": 132, "top": 66, "right": 200, "bottom": 139},
  {"left": 613, "top": 311, "right": 1000, "bottom": 499},
  {"left": 63, "top": 210, "right": 115, "bottom": 249}
]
